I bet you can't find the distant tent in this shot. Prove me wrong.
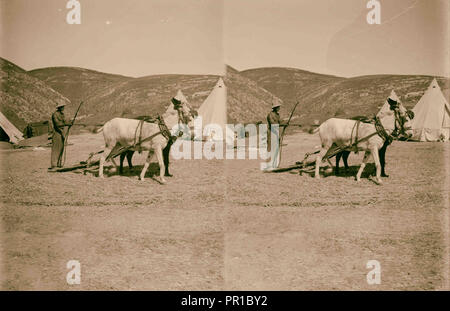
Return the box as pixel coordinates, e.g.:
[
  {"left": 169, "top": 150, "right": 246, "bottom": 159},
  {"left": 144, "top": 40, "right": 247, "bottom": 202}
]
[
  {"left": 0, "top": 111, "right": 23, "bottom": 144},
  {"left": 23, "top": 120, "right": 52, "bottom": 138},
  {"left": 197, "top": 78, "right": 227, "bottom": 141},
  {"left": 411, "top": 78, "right": 450, "bottom": 142}
]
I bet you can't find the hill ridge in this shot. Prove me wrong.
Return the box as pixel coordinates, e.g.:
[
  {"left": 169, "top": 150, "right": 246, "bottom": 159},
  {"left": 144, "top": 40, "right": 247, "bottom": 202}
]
[{"left": 2, "top": 57, "right": 449, "bottom": 131}]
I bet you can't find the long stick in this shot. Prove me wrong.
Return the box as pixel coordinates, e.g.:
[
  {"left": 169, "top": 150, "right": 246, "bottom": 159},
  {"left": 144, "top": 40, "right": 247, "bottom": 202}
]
[
  {"left": 61, "top": 101, "right": 83, "bottom": 167},
  {"left": 278, "top": 101, "right": 300, "bottom": 166}
]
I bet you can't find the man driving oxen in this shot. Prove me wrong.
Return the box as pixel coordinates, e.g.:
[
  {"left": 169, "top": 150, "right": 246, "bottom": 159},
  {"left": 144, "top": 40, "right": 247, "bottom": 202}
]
[
  {"left": 265, "top": 102, "right": 288, "bottom": 170},
  {"left": 49, "top": 103, "right": 71, "bottom": 171}
]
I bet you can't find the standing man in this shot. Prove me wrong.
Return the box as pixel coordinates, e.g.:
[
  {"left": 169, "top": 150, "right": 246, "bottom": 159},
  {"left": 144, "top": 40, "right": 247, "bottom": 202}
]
[
  {"left": 265, "top": 102, "right": 287, "bottom": 170},
  {"left": 49, "top": 103, "right": 70, "bottom": 170}
]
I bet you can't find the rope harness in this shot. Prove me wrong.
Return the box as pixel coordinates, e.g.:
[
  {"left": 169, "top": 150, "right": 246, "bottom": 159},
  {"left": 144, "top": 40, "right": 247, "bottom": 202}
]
[
  {"left": 351, "top": 114, "right": 398, "bottom": 148},
  {"left": 133, "top": 119, "right": 146, "bottom": 152},
  {"left": 132, "top": 115, "right": 174, "bottom": 152},
  {"left": 374, "top": 116, "right": 394, "bottom": 144},
  {"left": 349, "top": 120, "right": 361, "bottom": 153}
]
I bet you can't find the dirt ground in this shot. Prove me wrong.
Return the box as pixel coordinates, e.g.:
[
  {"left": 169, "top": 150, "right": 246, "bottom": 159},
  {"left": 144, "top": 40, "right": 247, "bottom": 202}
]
[{"left": 0, "top": 131, "right": 449, "bottom": 290}]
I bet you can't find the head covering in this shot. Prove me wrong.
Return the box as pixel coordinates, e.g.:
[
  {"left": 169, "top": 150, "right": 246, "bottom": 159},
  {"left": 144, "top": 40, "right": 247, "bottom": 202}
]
[
  {"left": 272, "top": 102, "right": 281, "bottom": 109},
  {"left": 56, "top": 102, "right": 66, "bottom": 108},
  {"left": 387, "top": 98, "right": 399, "bottom": 110},
  {"left": 171, "top": 97, "right": 182, "bottom": 107},
  {"left": 172, "top": 90, "right": 187, "bottom": 107}
]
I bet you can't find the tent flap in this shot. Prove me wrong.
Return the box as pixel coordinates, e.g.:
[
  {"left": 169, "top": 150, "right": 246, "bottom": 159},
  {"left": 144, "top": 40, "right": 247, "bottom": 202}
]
[{"left": 0, "top": 111, "right": 23, "bottom": 144}]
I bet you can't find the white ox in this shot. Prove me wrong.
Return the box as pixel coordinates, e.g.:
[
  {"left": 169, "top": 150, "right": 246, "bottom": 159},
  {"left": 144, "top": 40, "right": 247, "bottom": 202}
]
[
  {"left": 314, "top": 103, "right": 413, "bottom": 184},
  {"left": 96, "top": 98, "right": 193, "bottom": 184}
]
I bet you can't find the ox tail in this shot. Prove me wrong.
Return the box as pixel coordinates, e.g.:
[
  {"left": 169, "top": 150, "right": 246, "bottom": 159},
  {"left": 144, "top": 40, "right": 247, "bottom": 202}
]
[{"left": 95, "top": 125, "right": 104, "bottom": 133}]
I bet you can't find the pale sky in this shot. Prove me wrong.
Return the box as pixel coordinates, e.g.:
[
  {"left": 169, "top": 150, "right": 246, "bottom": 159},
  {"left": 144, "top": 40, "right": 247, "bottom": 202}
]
[
  {"left": 1, "top": 0, "right": 449, "bottom": 77},
  {"left": 224, "top": 0, "right": 449, "bottom": 77},
  {"left": 0, "top": 0, "right": 224, "bottom": 76}
]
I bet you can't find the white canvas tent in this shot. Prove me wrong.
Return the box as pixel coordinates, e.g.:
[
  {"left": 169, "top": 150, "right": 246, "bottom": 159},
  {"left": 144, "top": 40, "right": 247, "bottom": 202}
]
[
  {"left": 0, "top": 111, "right": 23, "bottom": 144},
  {"left": 197, "top": 78, "right": 227, "bottom": 141},
  {"left": 411, "top": 78, "right": 450, "bottom": 142}
]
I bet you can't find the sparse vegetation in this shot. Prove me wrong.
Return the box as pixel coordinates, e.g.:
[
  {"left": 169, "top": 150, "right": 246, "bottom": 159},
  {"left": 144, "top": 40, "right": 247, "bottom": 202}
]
[{"left": 242, "top": 67, "right": 449, "bottom": 125}]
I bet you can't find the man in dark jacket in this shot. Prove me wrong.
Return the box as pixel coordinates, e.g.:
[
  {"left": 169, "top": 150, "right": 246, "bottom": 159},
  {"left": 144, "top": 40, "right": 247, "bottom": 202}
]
[
  {"left": 267, "top": 103, "right": 281, "bottom": 143},
  {"left": 49, "top": 103, "right": 70, "bottom": 170},
  {"left": 265, "top": 102, "right": 287, "bottom": 170}
]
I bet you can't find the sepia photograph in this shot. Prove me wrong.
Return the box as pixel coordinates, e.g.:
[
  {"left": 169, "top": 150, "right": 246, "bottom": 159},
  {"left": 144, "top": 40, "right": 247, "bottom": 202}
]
[{"left": 0, "top": 0, "right": 449, "bottom": 295}]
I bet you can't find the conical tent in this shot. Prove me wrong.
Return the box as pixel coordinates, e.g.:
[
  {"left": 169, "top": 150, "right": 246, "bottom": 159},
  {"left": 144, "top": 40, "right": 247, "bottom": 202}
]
[
  {"left": 197, "top": 78, "right": 227, "bottom": 140},
  {"left": 0, "top": 111, "right": 23, "bottom": 144},
  {"left": 411, "top": 78, "right": 450, "bottom": 142}
]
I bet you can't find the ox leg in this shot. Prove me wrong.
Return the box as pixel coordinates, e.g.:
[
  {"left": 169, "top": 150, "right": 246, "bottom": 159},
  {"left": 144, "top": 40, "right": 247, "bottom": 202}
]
[
  {"left": 356, "top": 151, "right": 371, "bottom": 182},
  {"left": 127, "top": 151, "right": 134, "bottom": 171},
  {"left": 372, "top": 147, "right": 383, "bottom": 185},
  {"left": 335, "top": 152, "right": 342, "bottom": 175},
  {"left": 315, "top": 148, "right": 328, "bottom": 179},
  {"left": 163, "top": 142, "right": 173, "bottom": 177},
  {"left": 110, "top": 157, "right": 119, "bottom": 174},
  {"left": 99, "top": 146, "right": 112, "bottom": 178},
  {"left": 120, "top": 151, "right": 134, "bottom": 174},
  {"left": 379, "top": 144, "right": 389, "bottom": 177},
  {"left": 326, "top": 157, "right": 333, "bottom": 169},
  {"left": 342, "top": 151, "right": 350, "bottom": 173},
  {"left": 140, "top": 149, "right": 155, "bottom": 181},
  {"left": 155, "top": 146, "right": 167, "bottom": 184},
  {"left": 119, "top": 153, "right": 126, "bottom": 174}
]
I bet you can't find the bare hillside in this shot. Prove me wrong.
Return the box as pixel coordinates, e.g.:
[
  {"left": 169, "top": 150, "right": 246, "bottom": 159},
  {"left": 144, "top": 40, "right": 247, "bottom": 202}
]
[
  {"left": 5, "top": 57, "right": 449, "bottom": 129},
  {"left": 225, "top": 66, "right": 283, "bottom": 124},
  {"left": 300, "top": 75, "right": 450, "bottom": 124},
  {"left": 242, "top": 67, "right": 449, "bottom": 124},
  {"left": 29, "top": 64, "right": 284, "bottom": 125},
  {"left": 0, "top": 58, "right": 70, "bottom": 130},
  {"left": 29, "top": 67, "right": 131, "bottom": 106}
]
